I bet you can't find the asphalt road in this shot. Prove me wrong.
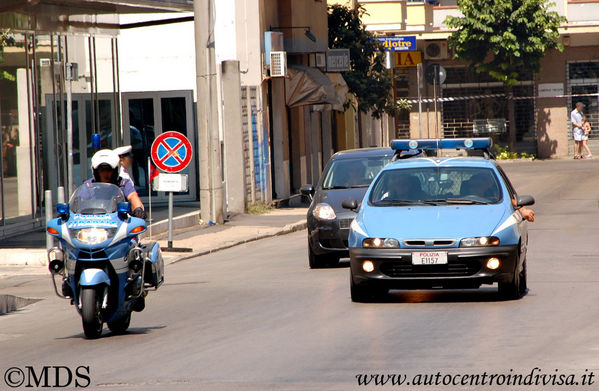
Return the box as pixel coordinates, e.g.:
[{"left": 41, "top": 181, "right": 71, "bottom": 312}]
[{"left": 2, "top": 159, "right": 599, "bottom": 390}]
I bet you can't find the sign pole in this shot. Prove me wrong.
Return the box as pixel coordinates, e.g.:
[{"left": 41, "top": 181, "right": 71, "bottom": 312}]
[
  {"left": 417, "top": 63, "right": 423, "bottom": 139},
  {"left": 151, "top": 131, "right": 193, "bottom": 252},
  {"left": 168, "top": 191, "right": 173, "bottom": 248},
  {"left": 148, "top": 157, "right": 152, "bottom": 240}
]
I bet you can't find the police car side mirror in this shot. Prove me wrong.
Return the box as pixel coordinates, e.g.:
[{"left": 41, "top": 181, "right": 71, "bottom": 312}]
[
  {"left": 516, "top": 195, "right": 535, "bottom": 207},
  {"left": 342, "top": 199, "right": 358, "bottom": 211}
]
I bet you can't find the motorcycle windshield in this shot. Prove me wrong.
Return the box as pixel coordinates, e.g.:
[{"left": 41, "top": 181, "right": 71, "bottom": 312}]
[{"left": 69, "top": 182, "right": 126, "bottom": 215}]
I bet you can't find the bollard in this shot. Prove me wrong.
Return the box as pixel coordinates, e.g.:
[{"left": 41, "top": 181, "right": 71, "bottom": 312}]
[
  {"left": 45, "top": 190, "right": 53, "bottom": 250},
  {"left": 57, "top": 186, "right": 65, "bottom": 204}
]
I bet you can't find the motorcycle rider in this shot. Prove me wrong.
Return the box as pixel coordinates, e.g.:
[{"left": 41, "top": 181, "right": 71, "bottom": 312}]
[{"left": 86, "top": 149, "right": 147, "bottom": 220}]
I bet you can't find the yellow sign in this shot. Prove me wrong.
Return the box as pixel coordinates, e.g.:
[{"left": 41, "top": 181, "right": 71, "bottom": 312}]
[{"left": 395, "top": 51, "right": 422, "bottom": 67}]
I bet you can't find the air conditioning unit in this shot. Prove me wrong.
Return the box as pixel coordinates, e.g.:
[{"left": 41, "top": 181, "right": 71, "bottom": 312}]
[
  {"left": 424, "top": 41, "right": 448, "bottom": 60},
  {"left": 270, "top": 51, "right": 287, "bottom": 77}
]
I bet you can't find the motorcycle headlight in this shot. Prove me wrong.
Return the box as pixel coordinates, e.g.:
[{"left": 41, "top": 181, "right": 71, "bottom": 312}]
[
  {"left": 460, "top": 236, "right": 500, "bottom": 247},
  {"left": 71, "top": 228, "right": 116, "bottom": 244},
  {"left": 363, "top": 238, "right": 400, "bottom": 248},
  {"left": 313, "top": 203, "right": 336, "bottom": 220}
]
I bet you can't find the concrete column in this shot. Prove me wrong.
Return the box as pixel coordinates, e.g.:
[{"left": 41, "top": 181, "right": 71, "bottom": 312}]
[
  {"left": 321, "top": 109, "right": 333, "bottom": 164},
  {"left": 270, "top": 78, "right": 290, "bottom": 198},
  {"left": 303, "top": 106, "right": 313, "bottom": 185},
  {"left": 310, "top": 110, "right": 322, "bottom": 184},
  {"left": 221, "top": 60, "right": 246, "bottom": 213},
  {"left": 195, "top": 0, "right": 224, "bottom": 224},
  {"left": 16, "top": 69, "right": 33, "bottom": 216}
]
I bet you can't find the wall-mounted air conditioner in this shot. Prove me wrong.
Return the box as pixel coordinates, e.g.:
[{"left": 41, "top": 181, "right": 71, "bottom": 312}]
[
  {"left": 270, "top": 51, "right": 287, "bottom": 77},
  {"left": 424, "top": 41, "right": 448, "bottom": 60}
]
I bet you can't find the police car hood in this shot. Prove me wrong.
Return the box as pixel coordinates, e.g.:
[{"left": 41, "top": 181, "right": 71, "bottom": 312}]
[{"left": 358, "top": 204, "right": 508, "bottom": 239}]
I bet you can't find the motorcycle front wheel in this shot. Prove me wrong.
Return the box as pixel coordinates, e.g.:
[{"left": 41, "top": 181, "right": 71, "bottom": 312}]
[{"left": 81, "top": 288, "right": 103, "bottom": 339}]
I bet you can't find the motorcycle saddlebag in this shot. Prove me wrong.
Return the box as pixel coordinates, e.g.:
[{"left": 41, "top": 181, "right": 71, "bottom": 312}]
[{"left": 141, "top": 241, "right": 164, "bottom": 288}]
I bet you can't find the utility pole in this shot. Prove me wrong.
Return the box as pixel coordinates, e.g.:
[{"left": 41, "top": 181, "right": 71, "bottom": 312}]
[{"left": 194, "top": 0, "right": 224, "bottom": 224}]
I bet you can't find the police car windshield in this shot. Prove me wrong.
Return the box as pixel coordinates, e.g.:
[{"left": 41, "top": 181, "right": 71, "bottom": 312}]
[
  {"left": 369, "top": 167, "right": 502, "bottom": 206},
  {"left": 69, "top": 182, "right": 126, "bottom": 214},
  {"left": 321, "top": 157, "right": 391, "bottom": 190}
]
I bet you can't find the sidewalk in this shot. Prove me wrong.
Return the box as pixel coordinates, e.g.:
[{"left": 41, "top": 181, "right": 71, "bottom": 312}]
[{"left": 0, "top": 205, "right": 308, "bottom": 270}]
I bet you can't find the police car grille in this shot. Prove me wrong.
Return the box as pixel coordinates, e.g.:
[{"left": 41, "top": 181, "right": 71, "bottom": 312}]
[{"left": 380, "top": 261, "right": 480, "bottom": 277}]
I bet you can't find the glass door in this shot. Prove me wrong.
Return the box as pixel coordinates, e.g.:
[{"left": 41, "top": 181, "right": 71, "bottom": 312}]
[{"left": 122, "top": 90, "right": 196, "bottom": 202}]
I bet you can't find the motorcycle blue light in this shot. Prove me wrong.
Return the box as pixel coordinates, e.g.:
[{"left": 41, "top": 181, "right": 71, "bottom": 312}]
[
  {"left": 56, "top": 203, "right": 70, "bottom": 215},
  {"left": 117, "top": 202, "right": 130, "bottom": 214}
]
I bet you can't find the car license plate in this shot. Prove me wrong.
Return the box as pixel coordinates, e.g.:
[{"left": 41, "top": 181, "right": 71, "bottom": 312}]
[{"left": 412, "top": 251, "right": 448, "bottom": 265}]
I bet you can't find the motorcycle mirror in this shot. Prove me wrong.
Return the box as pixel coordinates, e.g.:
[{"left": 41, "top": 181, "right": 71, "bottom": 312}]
[{"left": 56, "top": 203, "right": 69, "bottom": 221}]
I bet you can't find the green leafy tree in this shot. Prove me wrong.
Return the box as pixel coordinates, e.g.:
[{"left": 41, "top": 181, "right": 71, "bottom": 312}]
[
  {"left": 328, "top": 4, "right": 408, "bottom": 118},
  {"left": 445, "top": 0, "right": 565, "bottom": 149},
  {"left": 0, "top": 30, "right": 16, "bottom": 81}
]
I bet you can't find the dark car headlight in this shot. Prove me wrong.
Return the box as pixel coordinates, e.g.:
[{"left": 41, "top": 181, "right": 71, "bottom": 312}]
[
  {"left": 460, "top": 236, "right": 500, "bottom": 247},
  {"left": 362, "top": 238, "right": 400, "bottom": 248},
  {"left": 313, "top": 203, "right": 336, "bottom": 220}
]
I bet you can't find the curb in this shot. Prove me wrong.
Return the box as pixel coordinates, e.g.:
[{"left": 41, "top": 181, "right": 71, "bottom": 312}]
[
  {"left": 168, "top": 220, "right": 307, "bottom": 265},
  {"left": 0, "top": 212, "right": 202, "bottom": 267},
  {"left": 0, "top": 220, "right": 307, "bottom": 269},
  {"left": 0, "top": 295, "right": 41, "bottom": 315}
]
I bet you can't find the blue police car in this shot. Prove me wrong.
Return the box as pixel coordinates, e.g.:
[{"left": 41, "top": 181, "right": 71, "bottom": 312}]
[{"left": 344, "top": 138, "right": 534, "bottom": 302}]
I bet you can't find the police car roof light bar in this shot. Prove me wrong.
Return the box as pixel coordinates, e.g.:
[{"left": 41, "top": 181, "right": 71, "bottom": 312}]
[{"left": 390, "top": 138, "right": 494, "bottom": 159}]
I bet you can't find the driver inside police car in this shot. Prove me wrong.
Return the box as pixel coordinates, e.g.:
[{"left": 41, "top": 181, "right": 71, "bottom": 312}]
[{"left": 85, "top": 149, "right": 146, "bottom": 219}]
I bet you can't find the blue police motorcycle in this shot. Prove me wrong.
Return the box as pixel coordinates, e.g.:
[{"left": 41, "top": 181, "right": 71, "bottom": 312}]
[{"left": 47, "top": 182, "right": 163, "bottom": 338}]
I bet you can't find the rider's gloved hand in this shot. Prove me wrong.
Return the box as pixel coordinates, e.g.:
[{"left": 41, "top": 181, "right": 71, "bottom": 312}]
[{"left": 131, "top": 207, "right": 147, "bottom": 220}]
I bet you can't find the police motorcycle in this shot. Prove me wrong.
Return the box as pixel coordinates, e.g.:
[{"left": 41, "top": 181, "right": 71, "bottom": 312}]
[{"left": 47, "top": 182, "right": 164, "bottom": 339}]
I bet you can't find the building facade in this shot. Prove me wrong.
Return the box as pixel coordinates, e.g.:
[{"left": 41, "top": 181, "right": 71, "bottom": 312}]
[
  {"left": 0, "top": 0, "right": 192, "bottom": 239},
  {"left": 356, "top": 0, "right": 599, "bottom": 158}
]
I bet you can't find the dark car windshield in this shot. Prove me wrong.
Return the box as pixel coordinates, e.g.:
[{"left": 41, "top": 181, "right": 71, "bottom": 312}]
[
  {"left": 321, "top": 156, "right": 391, "bottom": 190},
  {"left": 369, "top": 167, "right": 503, "bottom": 206}
]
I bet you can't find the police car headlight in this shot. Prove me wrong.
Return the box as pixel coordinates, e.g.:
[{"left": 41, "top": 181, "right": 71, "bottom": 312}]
[
  {"left": 363, "top": 238, "right": 400, "bottom": 248},
  {"left": 313, "top": 203, "right": 336, "bottom": 220},
  {"left": 71, "top": 228, "right": 116, "bottom": 244},
  {"left": 460, "top": 236, "right": 500, "bottom": 247}
]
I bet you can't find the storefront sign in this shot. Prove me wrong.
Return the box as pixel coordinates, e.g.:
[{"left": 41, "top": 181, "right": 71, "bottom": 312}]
[
  {"left": 377, "top": 36, "right": 416, "bottom": 52},
  {"left": 538, "top": 83, "right": 564, "bottom": 98},
  {"left": 326, "top": 49, "right": 350, "bottom": 72},
  {"left": 395, "top": 51, "right": 422, "bottom": 67}
]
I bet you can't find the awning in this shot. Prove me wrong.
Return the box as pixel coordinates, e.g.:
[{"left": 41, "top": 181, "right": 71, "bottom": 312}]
[
  {"left": 285, "top": 65, "right": 348, "bottom": 109},
  {"left": 0, "top": 0, "right": 193, "bottom": 15}
]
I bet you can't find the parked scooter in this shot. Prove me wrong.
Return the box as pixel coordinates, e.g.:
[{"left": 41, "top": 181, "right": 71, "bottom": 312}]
[{"left": 47, "top": 182, "right": 163, "bottom": 338}]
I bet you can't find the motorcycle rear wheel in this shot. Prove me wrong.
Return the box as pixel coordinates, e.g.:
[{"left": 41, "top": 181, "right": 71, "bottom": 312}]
[
  {"left": 81, "top": 288, "right": 103, "bottom": 339},
  {"left": 107, "top": 313, "right": 131, "bottom": 334}
]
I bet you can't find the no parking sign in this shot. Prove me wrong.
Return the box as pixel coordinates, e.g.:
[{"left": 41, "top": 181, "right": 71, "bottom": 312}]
[{"left": 151, "top": 131, "right": 193, "bottom": 173}]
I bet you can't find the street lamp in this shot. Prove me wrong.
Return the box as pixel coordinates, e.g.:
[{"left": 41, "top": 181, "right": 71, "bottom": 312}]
[{"left": 270, "top": 26, "right": 317, "bottom": 42}]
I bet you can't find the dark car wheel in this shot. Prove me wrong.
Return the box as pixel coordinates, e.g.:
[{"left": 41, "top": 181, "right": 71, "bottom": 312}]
[
  {"left": 309, "top": 245, "right": 339, "bottom": 269},
  {"left": 498, "top": 258, "right": 527, "bottom": 300}
]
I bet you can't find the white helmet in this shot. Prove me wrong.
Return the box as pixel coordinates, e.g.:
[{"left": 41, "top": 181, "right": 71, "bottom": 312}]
[{"left": 91, "top": 149, "right": 120, "bottom": 183}]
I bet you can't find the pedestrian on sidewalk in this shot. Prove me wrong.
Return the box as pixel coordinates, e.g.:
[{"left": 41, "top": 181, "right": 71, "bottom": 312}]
[
  {"left": 581, "top": 114, "right": 593, "bottom": 159},
  {"left": 571, "top": 102, "right": 585, "bottom": 159}
]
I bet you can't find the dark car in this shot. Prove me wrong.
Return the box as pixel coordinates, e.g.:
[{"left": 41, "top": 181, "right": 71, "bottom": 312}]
[{"left": 301, "top": 148, "right": 394, "bottom": 268}]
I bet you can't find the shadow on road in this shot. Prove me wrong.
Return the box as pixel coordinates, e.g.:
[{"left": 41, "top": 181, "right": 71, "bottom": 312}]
[
  {"left": 378, "top": 288, "right": 529, "bottom": 303},
  {"left": 57, "top": 325, "right": 166, "bottom": 340}
]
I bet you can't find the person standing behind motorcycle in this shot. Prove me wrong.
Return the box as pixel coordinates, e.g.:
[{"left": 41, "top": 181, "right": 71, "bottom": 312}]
[
  {"left": 114, "top": 145, "right": 135, "bottom": 185},
  {"left": 86, "top": 149, "right": 147, "bottom": 219}
]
